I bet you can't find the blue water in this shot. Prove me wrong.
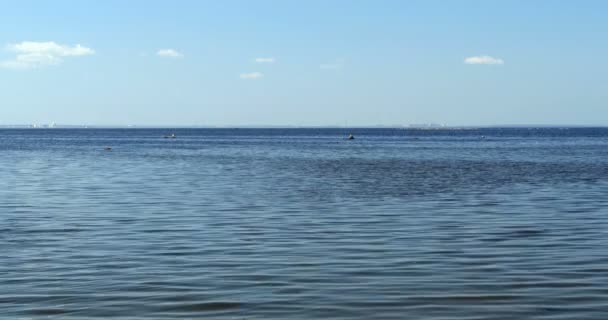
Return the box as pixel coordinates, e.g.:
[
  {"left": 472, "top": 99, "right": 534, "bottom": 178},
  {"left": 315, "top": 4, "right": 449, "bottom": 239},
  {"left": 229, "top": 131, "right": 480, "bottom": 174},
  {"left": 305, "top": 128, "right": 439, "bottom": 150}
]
[{"left": 2, "top": 128, "right": 608, "bottom": 319}]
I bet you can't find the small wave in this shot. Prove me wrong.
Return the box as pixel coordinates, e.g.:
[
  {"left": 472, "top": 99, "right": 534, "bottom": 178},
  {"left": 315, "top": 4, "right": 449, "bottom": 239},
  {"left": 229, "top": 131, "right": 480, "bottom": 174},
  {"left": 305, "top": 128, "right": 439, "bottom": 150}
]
[{"left": 160, "top": 301, "right": 242, "bottom": 312}]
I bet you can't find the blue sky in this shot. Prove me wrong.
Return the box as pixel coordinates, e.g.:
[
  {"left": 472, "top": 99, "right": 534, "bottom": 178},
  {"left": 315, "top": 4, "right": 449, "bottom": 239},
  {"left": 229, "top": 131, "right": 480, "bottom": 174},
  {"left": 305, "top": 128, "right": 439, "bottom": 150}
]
[{"left": 0, "top": 0, "right": 607, "bottom": 126}]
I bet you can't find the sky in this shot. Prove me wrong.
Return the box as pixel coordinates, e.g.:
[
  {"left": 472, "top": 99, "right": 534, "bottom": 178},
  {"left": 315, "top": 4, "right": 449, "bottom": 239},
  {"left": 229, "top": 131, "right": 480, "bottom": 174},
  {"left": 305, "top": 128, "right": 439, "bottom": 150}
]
[{"left": 0, "top": 0, "right": 607, "bottom": 126}]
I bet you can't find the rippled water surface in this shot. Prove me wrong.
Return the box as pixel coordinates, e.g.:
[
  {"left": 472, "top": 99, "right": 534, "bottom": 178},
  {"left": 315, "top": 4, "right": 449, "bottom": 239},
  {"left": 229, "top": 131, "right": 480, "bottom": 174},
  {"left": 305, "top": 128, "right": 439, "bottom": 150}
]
[{"left": 2, "top": 128, "right": 608, "bottom": 319}]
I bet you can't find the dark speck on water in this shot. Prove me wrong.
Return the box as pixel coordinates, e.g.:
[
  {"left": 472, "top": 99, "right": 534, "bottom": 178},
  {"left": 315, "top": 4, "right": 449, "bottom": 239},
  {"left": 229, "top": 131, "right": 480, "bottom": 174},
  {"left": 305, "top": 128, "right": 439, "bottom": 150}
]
[{"left": 2, "top": 127, "right": 608, "bottom": 319}]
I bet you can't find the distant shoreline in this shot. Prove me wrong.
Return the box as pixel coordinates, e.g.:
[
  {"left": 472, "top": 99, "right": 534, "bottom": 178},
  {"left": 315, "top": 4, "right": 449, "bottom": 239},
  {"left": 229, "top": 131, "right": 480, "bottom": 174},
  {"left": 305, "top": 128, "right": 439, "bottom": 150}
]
[{"left": 1, "top": 125, "right": 607, "bottom": 129}]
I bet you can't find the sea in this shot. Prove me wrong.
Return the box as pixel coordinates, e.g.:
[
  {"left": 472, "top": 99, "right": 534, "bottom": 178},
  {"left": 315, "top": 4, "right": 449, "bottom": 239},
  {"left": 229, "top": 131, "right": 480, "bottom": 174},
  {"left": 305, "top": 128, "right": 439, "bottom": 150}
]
[{"left": 1, "top": 127, "right": 608, "bottom": 319}]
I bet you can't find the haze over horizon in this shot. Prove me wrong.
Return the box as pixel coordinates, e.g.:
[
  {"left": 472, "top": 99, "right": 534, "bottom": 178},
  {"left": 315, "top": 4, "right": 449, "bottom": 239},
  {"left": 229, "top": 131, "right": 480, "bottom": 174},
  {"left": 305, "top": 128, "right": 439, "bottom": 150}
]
[{"left": 1, "top": 0, "right": 607, "bottom": 126}]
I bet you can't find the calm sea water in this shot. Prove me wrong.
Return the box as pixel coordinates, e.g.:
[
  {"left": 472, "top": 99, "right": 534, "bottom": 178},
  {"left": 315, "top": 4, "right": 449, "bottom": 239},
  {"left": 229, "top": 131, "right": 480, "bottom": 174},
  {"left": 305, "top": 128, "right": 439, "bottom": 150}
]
[{"left": 2, "top": 128, "right": 608, "bottom": 319}]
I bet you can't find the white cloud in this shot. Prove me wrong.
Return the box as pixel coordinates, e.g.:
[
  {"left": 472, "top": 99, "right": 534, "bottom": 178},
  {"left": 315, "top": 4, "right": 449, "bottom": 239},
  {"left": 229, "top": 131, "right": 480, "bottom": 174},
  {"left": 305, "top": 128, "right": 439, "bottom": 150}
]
[
  {"left": 0, "top": 41, "right": 94, "bottom": 69},
  {"left": 157, "top": 49, "right": 183, "bottom": 58},
  {"left": 240, "top": 72, "right": 264, "bottom": 80},
  {"left": 320, "top": 58, "right": 345, "bottom": 70},
  {"left": 464, "top": 55, "right": 504, "bottom": 65},
  {"left": 255, "top": 57, "right": 275, "bottom": 63}
]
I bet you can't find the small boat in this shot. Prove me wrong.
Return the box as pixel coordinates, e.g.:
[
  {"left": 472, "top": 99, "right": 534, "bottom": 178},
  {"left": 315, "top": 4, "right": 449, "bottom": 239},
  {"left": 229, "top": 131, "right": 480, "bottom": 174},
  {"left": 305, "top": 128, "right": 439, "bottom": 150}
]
[
  {"left": 347, "top": 134, "right": 354, "bottom": 140},
  {"left": 164, "top": 133, "right": 176, "bottom": 139},
  {"left": 104, "top": 147, "right": 112, "bottom": 151}
]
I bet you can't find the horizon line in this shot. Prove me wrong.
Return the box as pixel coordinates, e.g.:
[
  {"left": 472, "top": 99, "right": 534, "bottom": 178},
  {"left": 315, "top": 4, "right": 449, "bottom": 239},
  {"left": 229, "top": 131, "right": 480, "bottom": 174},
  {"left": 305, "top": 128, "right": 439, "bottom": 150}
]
[{"left": 2, "top": 124, "right": 608, "bottom": 129}]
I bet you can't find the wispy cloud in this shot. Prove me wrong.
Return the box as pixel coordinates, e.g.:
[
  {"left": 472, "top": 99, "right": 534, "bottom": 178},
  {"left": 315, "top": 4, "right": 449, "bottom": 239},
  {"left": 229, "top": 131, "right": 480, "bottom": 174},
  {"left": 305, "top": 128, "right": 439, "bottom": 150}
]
[
  {"left": 464, "top": 55, "right": 504, "bottom": 65},
  {"left": 0, "top": 41, "right": 94, "bottom": 69},
  {"left": 254, "top": 57, "right": 275, "bottom": 63},
  {"left": 157, "top": 49, "right": 183, "bottom": 58},
  {"left": 240, "top": 72, "right": 264, "bottom": 80},
  {"left": 320, "top": 59, "right": 345, "bottom": 70}
]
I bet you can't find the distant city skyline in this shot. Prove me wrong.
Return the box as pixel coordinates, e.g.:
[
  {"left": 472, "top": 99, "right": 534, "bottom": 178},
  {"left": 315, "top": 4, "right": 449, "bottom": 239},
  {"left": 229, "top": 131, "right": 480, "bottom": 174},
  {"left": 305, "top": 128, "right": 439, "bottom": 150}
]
[{"left": 1, "top": 1, "right": 607, "bottom": 126}]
